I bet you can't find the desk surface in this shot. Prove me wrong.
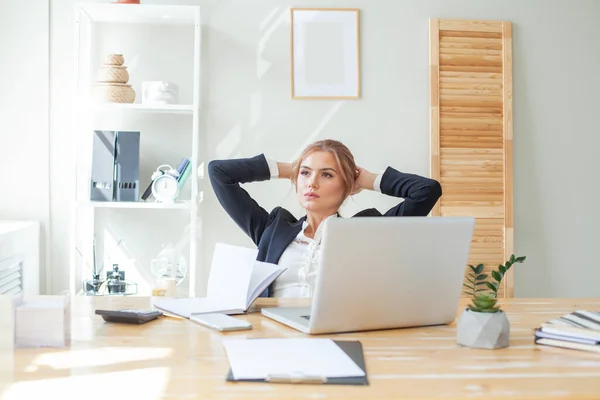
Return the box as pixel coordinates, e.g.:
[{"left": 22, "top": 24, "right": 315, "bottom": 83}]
[{"left": 2, "top": 297, "right": 600, "bottom": 400}]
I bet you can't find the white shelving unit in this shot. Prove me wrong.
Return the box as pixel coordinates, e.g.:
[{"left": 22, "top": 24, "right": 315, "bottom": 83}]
[{"left": 70, "top": 3, "right": 201, "bottom": 297}]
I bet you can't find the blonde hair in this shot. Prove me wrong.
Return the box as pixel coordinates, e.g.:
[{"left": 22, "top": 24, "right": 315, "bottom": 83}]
[{"left": 290, "top": 139, "right": 358, "bottom": 199}]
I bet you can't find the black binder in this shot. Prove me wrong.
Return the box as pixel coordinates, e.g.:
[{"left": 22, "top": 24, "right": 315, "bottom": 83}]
[{"left": 226, "top": 340, "right": 368, "bottom": 385}]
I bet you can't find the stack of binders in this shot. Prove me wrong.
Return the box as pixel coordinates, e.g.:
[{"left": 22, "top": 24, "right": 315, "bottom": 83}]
[{"left": 534, "top": 311, "right": 600, "bottom": 353}]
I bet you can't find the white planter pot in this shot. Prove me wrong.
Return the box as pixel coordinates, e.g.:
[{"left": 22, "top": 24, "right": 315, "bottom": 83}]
[{"left": 456, "top": 309, "right": 510, "bottom": 349}]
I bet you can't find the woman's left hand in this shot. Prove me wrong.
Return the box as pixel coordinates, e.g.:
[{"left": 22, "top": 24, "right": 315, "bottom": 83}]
[{"left": 351, "top": 166, "right": 377, "bottom": 195}]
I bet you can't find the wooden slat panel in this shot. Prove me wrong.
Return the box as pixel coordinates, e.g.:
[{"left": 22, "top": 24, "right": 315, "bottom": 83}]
[
  {"left": 441, "top": 122, "right": 504, "bottom": 129},
  {"left": 440, "top": 99, "right": 503, "bottom": 108},
  {"left": 429, "top": 19, "right": 441, "bottom": 217},
  {"left": 441, "top": 206, "right": 504, "bottom": 218},
  {"left": 440, "top": 82, "right": 503, "bottom": 90},
  {"left": 440, "top": 71, "right": 502, "bottom": 79},
  {"left": 440, "top": 48, "right": 503, "bottom": 56},
  {"left": 439, "top": 36, "right": 503, "bottom": 45},
  {"left": 502, "top": 22, "right": 514, "bottom": 296},
  {"left": 439, "top": 20, "right": 503, "bottom": 33},
  {"left": 439, "top": 30, "right": 503, "bottom": 39},
  {"left": 440, "top": 193, "right": 504, "bottom": 201},
  {"left": 439, "top": 65, "right": 503, "bottom": 73},
  {"left": 439, "top": 54, "right": 503, "bottom": 67},
  {"left": 430, "top": 18, "right": 513, "bottom": 298},
  {"left": 440, "top": 106, "right": 504, "bottom": 113},
  {"left": 439, "top": 41, "right": 503, "bottom": 51}
]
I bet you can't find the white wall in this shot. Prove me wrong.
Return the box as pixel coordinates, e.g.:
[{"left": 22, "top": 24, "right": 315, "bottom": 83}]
[
  {"left": 42, "top": 0, "right": 600, "bottom": 297},
  {"left": 0, "top": 0, "right": 49, "bottom": 293}
]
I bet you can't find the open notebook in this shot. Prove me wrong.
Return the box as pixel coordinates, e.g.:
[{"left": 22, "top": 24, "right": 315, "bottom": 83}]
[{"left": 152, "top": 243, "right": 286, "bottom": 317}]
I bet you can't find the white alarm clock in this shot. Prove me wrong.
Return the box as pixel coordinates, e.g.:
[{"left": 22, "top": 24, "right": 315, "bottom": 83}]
[{"left": 151, "top": 165, "right": 180, "bottom": 203}]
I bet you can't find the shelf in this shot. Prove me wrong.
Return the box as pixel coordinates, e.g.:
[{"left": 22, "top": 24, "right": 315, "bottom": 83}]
[
  {"left": 78, "top": 3, "right": 199, "bottom": 25},
  {"left": 88, "top": 103, "right": 195, "bottom": 115},
  {"left": 78, "top": 200, "right": 191, "bottom": 210}
]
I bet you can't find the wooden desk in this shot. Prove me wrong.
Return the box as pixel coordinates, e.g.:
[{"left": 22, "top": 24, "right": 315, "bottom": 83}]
[{"left": 2, "top": 297, "right": 600, "bottom": 400}]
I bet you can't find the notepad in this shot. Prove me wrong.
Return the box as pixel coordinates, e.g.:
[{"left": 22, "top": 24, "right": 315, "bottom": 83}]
[
  {"left": 152, "top": 243, "right": 286, "bottom": 317},
  {"left": 222, "top": 338, "right": 366, "bottom": 381}
]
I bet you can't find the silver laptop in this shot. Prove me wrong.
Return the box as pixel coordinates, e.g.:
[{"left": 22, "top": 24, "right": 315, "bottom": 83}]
[{"left": 261, "top": 216, "right": 475, "bottom": 334}]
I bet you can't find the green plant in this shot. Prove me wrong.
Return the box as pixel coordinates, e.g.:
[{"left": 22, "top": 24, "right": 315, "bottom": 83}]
[{"left": 463, "top": 254, "right": 526, "bottom": 313}]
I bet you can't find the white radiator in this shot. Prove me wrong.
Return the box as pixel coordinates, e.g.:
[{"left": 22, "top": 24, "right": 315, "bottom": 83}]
[
  {"left": 0, "top": 256, "right": 23, "bottom": 295},
  {"left": 0, "top": 222, "right": 40, "bottom": 297}
]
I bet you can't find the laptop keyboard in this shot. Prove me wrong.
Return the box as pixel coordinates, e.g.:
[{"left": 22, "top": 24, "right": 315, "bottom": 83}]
[{"left": 301, "top": 315, "right": 311, "bottom": 320}]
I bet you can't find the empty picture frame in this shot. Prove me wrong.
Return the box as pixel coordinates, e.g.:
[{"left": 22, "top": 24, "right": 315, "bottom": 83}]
[{"left": 290, "top": 8, "right": 360, "bottom": 99}]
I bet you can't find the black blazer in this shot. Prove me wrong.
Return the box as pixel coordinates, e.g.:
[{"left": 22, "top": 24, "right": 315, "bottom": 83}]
[{"left": 208, "top": 154, "right": 442, "bottom": 297}]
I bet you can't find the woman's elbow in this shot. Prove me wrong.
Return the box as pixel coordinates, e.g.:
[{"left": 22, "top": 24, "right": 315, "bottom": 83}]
[
  {"left": 207, "top": 159, "right": 224, "bottom": 181},
  {"left": 429, "top": 180, "right": 442, "bottom": 201}
]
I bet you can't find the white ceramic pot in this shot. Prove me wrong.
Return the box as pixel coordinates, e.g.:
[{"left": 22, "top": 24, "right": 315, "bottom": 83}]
[
  {"left": 142, "top": 81, "right": 178, "bottom": 105},
  {"left": 456, "top": 308, "right": 510, "bottom": 349}
]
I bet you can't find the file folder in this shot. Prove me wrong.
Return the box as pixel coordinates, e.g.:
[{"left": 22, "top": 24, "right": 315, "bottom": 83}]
[
  {"left": 114, "top": 131, "right": 140, "bottom": 202},
  {"left": 225, "top": 340, "right": 368, "bottom": 385},
  {"left": 90, "top": 130, "right": 115, "bottom": 202}
]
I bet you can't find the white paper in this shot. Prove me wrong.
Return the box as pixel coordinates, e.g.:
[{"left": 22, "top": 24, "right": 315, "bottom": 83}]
[
  {"left": 222, "top": 338, "right": 365, "bottom": 380},
  {"left": 246, "top": 261, "right": 286, "bottom": 304},
  {"left": 152, "top": 297, "right": 243, "bottom": 318},
  {"left": 152, "top": 243, "right": 262, "bottom": 317},
  {"left": 206, "top": 243, "right": 257, "bottom": 304}
]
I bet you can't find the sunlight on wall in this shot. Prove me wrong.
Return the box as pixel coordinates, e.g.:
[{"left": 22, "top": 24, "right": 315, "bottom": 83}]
[
  {"left": 250, "top": 91, "right": 262, "bottom": 130},
  {"left": 257, "top": 7, "right": 287, "bottom": 79},
  {"left": 216, "top": 124, "right": 242, "bottom": 160},
  {"left": 291, "top": 101, "right": 344, "bottom": 160}
]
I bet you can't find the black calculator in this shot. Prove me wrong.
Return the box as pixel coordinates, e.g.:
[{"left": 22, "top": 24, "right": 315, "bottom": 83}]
[{"left": 95, "top": 308, "right": 163, "bottom": 324}]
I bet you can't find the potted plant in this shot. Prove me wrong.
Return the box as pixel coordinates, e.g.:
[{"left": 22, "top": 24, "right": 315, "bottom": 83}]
[{"left": 456, "top": 254, "right": 526, "bottom": 349}]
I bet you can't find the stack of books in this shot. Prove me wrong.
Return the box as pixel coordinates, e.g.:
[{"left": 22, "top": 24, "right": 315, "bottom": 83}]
[{"left": 534, "top": 310, "right": 600, "bottom": 353}]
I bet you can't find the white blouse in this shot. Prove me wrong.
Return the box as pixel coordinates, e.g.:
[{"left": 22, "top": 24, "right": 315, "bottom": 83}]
[{"left": 271, "top": 214, "right": 336, "bottom": 298}]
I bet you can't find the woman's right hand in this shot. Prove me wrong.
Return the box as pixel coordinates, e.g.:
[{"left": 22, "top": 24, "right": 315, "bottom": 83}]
[{"left": 276, "top": 162, "right": 292, "bottom": 179}]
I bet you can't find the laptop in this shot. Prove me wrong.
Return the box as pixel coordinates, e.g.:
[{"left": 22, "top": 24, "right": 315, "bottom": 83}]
[{"left": 261, "top": 216, "right": 475, "bottom": 334}]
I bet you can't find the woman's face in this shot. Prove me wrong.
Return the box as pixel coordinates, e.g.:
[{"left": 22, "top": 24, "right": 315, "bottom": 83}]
[{"left": 296, "top": 151, "right": 346, "bottom": 214}]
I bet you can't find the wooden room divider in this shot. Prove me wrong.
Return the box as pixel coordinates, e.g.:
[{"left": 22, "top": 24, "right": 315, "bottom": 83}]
[{"left": 429, "top": 19, "right": 514, "bottom": 297}]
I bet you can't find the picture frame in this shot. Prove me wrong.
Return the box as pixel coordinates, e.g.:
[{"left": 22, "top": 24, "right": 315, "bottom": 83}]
[{"left": 290, "top": 8, "right": 361, "bottom": 100}]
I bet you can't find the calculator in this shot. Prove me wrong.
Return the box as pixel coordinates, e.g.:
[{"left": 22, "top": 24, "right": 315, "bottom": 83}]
[{"left": 95, "top": 308, "right": 163, "bottom": 324}]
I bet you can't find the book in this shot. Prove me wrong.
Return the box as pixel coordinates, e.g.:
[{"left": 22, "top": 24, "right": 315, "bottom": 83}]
[
  {"left": 177, "top": 160, "right": 192, "bottom": 190},
  {"left": 152, "top": 243, "right": 286, "bottom": 317},
  {"left": 534, "top": 310, "right": 600, "bottom": 353},
  {"left": 175, "top": 157, "right": 190, "bottom": 176},
  {"left": 534, "top": 336, "right": 600, "bottom": 353}
]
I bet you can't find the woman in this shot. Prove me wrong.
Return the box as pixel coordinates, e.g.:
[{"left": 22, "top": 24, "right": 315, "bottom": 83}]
[{"left": 208, "top": 139, "right": 442, "bottom": 298}]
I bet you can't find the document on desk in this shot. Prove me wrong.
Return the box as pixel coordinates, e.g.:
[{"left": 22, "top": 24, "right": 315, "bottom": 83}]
[
  {"left": 152, "top": 243, "right": 286, "bottom": 317},
  {"left": 222, "top": 338, "right": 366, "bottom": 381}
]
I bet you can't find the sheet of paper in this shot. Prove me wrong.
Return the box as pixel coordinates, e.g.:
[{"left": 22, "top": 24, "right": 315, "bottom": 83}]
[
  {"left": 152, "top": 297, "right": 242, "bottom": 318},
  {"left": 246, "top": 261, "right": 285, "bottom": 304},
  {"left": 206, "top": 243, "right": 257, "bottom": 306},
  {"left": 222, "top": 338, "right": 365, "bottom": 380}
]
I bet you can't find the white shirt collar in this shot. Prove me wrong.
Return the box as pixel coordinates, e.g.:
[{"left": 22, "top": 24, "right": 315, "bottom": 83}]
[{"left": 301, "top": 213, "right": 338, "bottom": 241}]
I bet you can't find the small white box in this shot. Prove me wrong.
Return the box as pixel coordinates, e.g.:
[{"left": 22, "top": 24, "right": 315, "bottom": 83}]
[{"left": 15, "top": 295, "right": 71, "bottom": 348}]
